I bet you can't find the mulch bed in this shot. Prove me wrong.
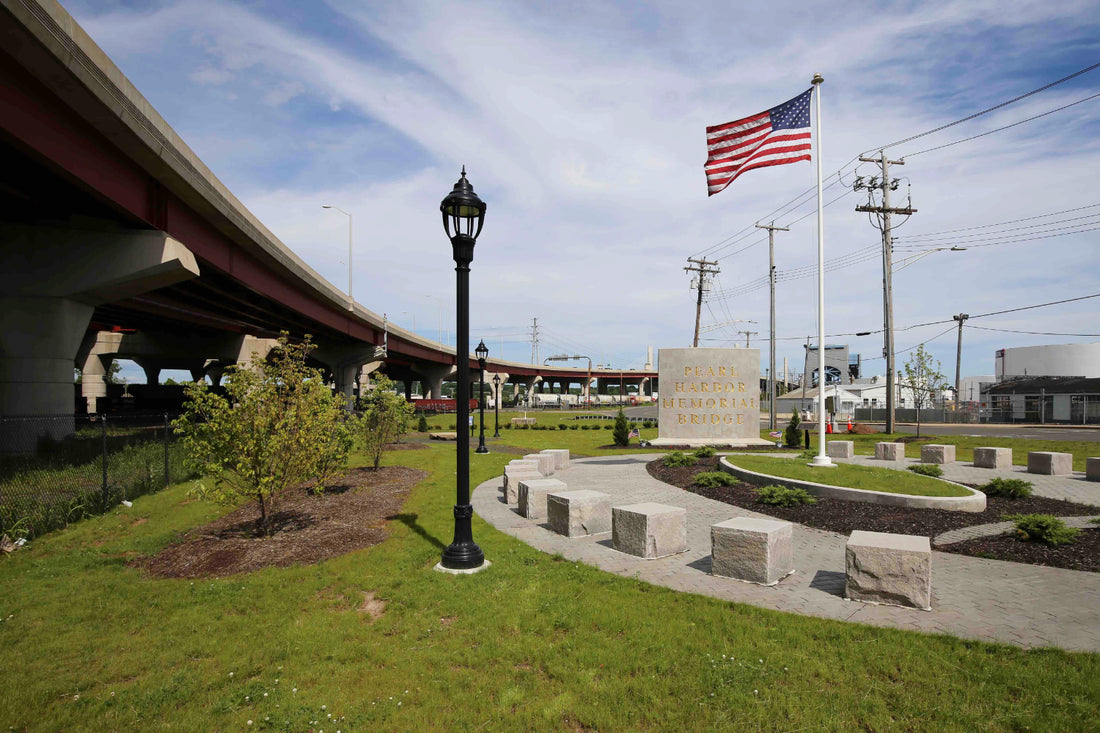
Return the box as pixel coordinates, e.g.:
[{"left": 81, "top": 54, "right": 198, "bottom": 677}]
[
  {"left": 646, "top": 456, "right": 1100, "bottom": 571},
  {"left": 939, "top": 528, "right": 1100, "bottom": 573},
  {"left": 132, "top": 465, "right": 426, "bottom": 579}
]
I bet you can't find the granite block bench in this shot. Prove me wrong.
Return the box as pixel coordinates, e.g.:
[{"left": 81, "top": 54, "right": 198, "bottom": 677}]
[
  {"left": 1027, "top": 451, "right": 1073, "bottom": 475},
  {"left": 518, "top": 478, "right": 567, "bottom": 520},
  {"left": 827, "top": 441, "right": 854, "bottom": 459},
  {"left": 845, "top": 530, "right": 931, "bottom": 611},
  {"left": 711, "top": 517, "right": 793, "bottom": 585},
  {"left": 973, "top": 447, "right": 1011, "bottom": 469},
  {"left": 612, "top": 503, "right": 687, "bottom": 559},
  {"left": 540, "top": 449, "right": 570, "bottom": 471},
  {"left": 920, "top": 444, "right": 955, "bottom": 464},
  {"left": 1087, "top": 457, "right": 1100, "bottom": 482},
  {"left": 523, "top": 453, "right": 555, "bottom": 476},
  {"left": 874, "top": 442, "right": 905, "bottom": 461},
  {"left": 547, "top": 490, "right": 611, "bottom": 537}
]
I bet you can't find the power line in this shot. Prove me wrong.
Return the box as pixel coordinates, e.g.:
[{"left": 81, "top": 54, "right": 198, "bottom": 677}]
[
  {"left": 905, "top": 91, "right": 1100, "bottom": 157},
  {"left": 864, "top": 60, "right": 1100, "bottom": 153},
  {"left": 898, "top": 204, "right": 1100, "bottom": 239},
  {"left": 967, "top": 324, "right": 1100, "bottom": 337}
]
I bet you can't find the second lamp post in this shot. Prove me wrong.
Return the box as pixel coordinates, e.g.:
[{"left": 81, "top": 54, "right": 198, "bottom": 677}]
[
  {"left": 437, "top": 167, "right": 486, "bottom": 572},
  {"left": 492, "top": 373, "right": 501, "bottom": 437},
  {"left": 475, "top": 340, "right": 489, "bottom": 454}
]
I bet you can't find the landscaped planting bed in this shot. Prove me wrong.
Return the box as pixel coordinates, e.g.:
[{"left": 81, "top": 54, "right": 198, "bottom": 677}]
[
  {"left": 647, "top": 456, "right": 1100, "bottom": 570},
  {"left": 938, "top": 528, "right": 1100, "bottom": 573}
]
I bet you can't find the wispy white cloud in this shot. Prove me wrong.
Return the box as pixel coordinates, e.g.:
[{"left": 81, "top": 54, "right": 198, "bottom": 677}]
[{"left": 66, "top": 0, "right": 1100, "bottom": 373}]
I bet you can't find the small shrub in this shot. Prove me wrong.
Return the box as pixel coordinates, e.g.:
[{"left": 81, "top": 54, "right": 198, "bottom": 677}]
[
  {"left": 449, "top": 423, "right": 456, "bottom": 430},
  {"left": 663, "top": 451, "right": 697, "bottom": 468},
  {"left": 693, "top": 471, "right": 734, "bottom": 488},
  {"left": 981, "top": 477, "right": 1033, "bottom": 499},
  {"left": 604, "top": 424, "right": 613, "bottom": 430},
  {"left": 417, "top": 415, "right": 429, "bottom": 432},
  {"left": 504, "top": 423, "right": 512, "bottom": 430},
  {"left": 907, "top": 464, "right": 943, "bottom": 477},
  {"left": 693, "top": 446, "right": 717, "bottom": 458},
  {"left": 558, "top": 423, "right": 568, "bottom": 430},
  {"left": 569, "top": 424, "right": 579, "bottom": 430},
  {"left": 1004, "top": 514, "right": 1079, "bottom": 545},
  {"left": 643, "top": 420, "right": 654, "bottom": 429},
  {"left": 756, "top": 484, "right": 817, "bottom": 507},
  {"left": 783, "top": 408, "right": 802, "bottom": 448},
  {"left": 613, "top": 409, "right": 631, "bottom": 446}
]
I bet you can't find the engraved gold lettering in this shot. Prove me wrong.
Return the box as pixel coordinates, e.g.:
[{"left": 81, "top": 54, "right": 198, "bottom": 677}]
[
  {"left": 737, "top": 414, "right": 744, "bottom": 424},
  {"left": 678, "top": 414, "right": 687, "bottom": 424},
  {"left": 690, "top": 414, "right": 701, "bottom": 424},
  {"left": 738, "top": 382, "right": 746, "bottom": 393}
]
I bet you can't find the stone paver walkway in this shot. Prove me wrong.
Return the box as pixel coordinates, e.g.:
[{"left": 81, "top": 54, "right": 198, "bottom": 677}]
[{"left": 473, "top": 455, "right": 1100, "bottom": 653}]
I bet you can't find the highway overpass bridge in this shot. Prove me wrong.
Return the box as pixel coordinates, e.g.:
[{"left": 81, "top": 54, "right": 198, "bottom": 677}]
[{"left": 0, "top": 0, "right": 656, "bottom": 438}]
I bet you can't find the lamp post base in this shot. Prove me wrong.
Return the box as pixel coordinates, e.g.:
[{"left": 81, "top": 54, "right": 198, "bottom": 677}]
[
  {"left": 434, "top": 558, "right": 491, "bottom": 575},
  {"left": 440, "top": 538, "right": 485, "bottom": 570},
  {"left": 808, "top": 455, "right": 836, "bottom": 467},
  {"left": 475, "top": 445, "right": 489, "bottom": 454}
]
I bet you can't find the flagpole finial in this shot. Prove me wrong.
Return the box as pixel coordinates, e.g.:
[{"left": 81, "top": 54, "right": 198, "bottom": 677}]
[{"left": 811, "top": 73, "right": 823, "bottom": 85}]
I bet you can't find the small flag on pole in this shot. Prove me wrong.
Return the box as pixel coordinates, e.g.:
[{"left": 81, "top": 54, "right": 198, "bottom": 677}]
[
  {"left": 628, "top": 428, "right": 640, "bottom": 439},
  {"left": 769, "top": 431, "right": 783, "bottom": 439},
  {"left": 705, "top": 88, "right": 813, "bottom": 196}
]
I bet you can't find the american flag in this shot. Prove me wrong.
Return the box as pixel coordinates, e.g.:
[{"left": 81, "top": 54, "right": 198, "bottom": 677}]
[
  {"left": 705, "top": 88, "right": 813, "bottom": 196},
  {"left": 628, "top": 428, "right": 640, "bottom": 438}
]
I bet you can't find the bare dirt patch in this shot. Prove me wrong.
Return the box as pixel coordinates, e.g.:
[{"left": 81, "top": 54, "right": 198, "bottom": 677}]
[
  {"left": 132, "top": 466, "right": 426, "bottom": 578},
  {"left": 358, "top": 591, "right": 387, "bottom": 621}
]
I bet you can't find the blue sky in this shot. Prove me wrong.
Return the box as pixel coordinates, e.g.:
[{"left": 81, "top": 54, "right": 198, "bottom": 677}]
[{"left": 63, "top": 0, "right": 1100, "bottom": 384}]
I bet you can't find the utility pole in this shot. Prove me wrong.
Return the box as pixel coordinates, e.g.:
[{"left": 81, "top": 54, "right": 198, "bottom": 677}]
[
  {"left": 855, "top": 151, "right": 916, "bottom": 434},
  {"left": 529, "top": 317, "right": 540, "bottom": 365},
  {"left": 756, "top": 221, "right": 788, "bottom": 430},
  {"left": 684, "top": 257, "right": 720, "bottom": 347},
  {"left": 737, "top": 330, "right": 758, "bottom": 348},
  {"left": 953, "top": 313, "right": 969, "bottom": 410}
]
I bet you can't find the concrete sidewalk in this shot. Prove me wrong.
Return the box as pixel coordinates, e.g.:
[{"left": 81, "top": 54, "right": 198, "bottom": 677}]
[{"left": 473, "top": 454, "right": 1100, "bottom": 653}]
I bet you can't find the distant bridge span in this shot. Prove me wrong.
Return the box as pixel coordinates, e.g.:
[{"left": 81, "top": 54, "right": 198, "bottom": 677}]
[{"left": 0, "top": 0, "right": 655, "bottom": 430}]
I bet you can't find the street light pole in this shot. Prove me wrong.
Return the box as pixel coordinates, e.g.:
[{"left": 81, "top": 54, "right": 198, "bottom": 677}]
[
  {"left": 476, "top": 340, "right": 489, "bottom": 454},
  {"left": 425, "top": 294, "right": 443, "bottom": 345},
  {"left": 437, "top": 167, "right": 487, "bottom": 572},
  {"left": 322, "top": 204, "right": 353, "bottom": 310},
  {"left": 492, "top": 374, "right": 501, "bottom": 437}
]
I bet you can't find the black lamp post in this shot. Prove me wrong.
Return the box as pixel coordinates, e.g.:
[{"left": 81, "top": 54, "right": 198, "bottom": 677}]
[
  {"left": 439, "top": 167, "right": 486, "bottom": 571},
  {"left": 475, "top": 339, "right": 489, "bottom": 454},
  {"left": 492, "top": 374, "right": 501, "bottom": 437}
]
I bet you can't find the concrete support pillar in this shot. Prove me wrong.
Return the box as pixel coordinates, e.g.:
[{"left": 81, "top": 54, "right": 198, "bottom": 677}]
[
  {"left": 334, "top": 364, "right": 358, "bottom": 410},
  {"left": 0, "top": 297, "right": 93, "bottom": 431},
  {"left": 0, "top": 225, "right": 199, "bottom": 445},
  {"left": 414, "top": 363, "right": 454, "bottom": 400},
  {"left": 404, "top": 381, "right": 413, "bottom": 400},
  {"left": 136, "top": 359, "right": 161, "bottom": 386}
]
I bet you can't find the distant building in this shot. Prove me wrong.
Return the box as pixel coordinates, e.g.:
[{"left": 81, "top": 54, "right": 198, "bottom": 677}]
[
  {"left": 995, "top": 343, "right": 1100, "bottom": 380},
  {"left": 803, "top": 344, "right": 859, "bottom": 386},
  {"left": 985, "top": 376, "right": 1100, "bottom": 424}
]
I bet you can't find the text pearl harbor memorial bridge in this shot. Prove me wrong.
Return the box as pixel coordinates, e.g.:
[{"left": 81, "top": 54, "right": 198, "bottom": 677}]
[{"left": 0, "top": 0, "right": 656, "bottom": 449}]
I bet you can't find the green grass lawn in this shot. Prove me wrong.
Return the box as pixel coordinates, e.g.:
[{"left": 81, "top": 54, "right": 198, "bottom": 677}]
[
  {"left": 762, "top": 429, "right": 1100, "bottom": 471},
  {"left": 420, "top": 409, "right": 660, "bottom": 457},
  {"left": 725, "top": 455, "right": 972, "bottom": 497},
  {"left": 2, "top": 439, "right": 1098, "bottom": 730}
]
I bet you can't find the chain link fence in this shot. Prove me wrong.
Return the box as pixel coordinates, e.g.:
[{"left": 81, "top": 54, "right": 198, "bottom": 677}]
[{"left": 0, "top": 413, "right": 197, "bottom": 541}]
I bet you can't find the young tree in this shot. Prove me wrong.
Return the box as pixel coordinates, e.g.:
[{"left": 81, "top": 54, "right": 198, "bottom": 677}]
[
  {"left": 901, "top": 344, "right": 947, "bottom": 437},
  {"left": 173, "top": 334, "right": 352, "bottom": 535},
  {"left": 783, "top": 406, "right": 802, "bottom": 448},
  {"left": 356, "top": 373, "right": 416, "bottom": 470},
  {"left": 612, "top": 408, "right": 631, "bottom": 447}
]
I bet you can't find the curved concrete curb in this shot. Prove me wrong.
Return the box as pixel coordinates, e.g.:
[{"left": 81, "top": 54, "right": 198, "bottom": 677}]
[{"left": 718, "top": 457, "right": 987, "bottom": 513}]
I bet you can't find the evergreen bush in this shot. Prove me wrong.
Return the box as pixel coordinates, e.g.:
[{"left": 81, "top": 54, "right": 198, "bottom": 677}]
[
  {"left": 981, "top": 477, "right": 1033, "bottom": 499},
  {"left": 755, "top": 484, "right": 817, "bottom": 507},
  {"left": 783, "top": 408, "right": 802, "bottom": 448},
  {"left": 662, "top": 451, "right": 697, "bottom": 468},
  {"left": 1004, "top": 514, "right": 1079, "bottom": 545},
  {"left": 907, "top": 464, "right": 943, "bottom": 477},
  {"left": 693, "top": 471, "right": 734, "bottom": 488}
]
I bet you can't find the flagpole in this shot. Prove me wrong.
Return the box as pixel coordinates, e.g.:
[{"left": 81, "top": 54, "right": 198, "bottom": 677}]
[{"left": 809, "top": 72, "right": 833, "bottom": 467}]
